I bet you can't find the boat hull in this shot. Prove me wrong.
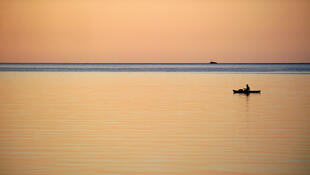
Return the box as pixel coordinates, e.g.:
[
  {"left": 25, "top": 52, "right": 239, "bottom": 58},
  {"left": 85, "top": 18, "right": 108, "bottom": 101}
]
[{"left": 233, "top": 90, "right": 261, "bottom": 94}]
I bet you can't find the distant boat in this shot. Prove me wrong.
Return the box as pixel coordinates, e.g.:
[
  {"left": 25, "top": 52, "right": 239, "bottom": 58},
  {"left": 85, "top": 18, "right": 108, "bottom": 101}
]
[
  {"left": 233, "top": 89, "right": 261, "bottom": 94},
  {"left": 209, "top": 61, "right": 218, "bottom": 64}
]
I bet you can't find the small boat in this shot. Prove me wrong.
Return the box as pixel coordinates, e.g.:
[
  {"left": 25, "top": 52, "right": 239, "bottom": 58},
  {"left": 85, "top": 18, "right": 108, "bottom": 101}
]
[
  {"left": 209, "top": 61, "right": 218, "bottom": 64},
  {"left": 233, "top": 89, "right": 261, "bottom": 94}
]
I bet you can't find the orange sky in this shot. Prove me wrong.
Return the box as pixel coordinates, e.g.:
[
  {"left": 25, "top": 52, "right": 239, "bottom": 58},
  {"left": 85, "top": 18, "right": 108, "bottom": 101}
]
[{"left": 0, "top": 0, "right": 309, "bottom": 63}]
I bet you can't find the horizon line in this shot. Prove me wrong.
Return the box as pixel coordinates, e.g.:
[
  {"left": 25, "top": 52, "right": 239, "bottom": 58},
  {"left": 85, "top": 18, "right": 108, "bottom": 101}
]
[{"left": 0, "top": 62, "right": 310, "bottom": 64}]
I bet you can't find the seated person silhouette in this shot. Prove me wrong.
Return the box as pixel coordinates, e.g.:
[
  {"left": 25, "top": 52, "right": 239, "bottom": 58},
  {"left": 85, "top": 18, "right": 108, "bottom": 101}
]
[{"left": 245, "top": 84, "right": 250, "bottom": 92}]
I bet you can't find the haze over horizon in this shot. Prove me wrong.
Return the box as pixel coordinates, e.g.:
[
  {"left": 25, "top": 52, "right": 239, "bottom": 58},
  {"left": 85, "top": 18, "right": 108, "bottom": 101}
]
[{"left": 1, "top": 0, "right": 309, "bottom": 63}]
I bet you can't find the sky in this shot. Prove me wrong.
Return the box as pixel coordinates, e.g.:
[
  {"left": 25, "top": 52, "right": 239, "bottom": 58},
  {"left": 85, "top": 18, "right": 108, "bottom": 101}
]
[{"left": 0, "top": 0, "right": 309, "bottom": 63}]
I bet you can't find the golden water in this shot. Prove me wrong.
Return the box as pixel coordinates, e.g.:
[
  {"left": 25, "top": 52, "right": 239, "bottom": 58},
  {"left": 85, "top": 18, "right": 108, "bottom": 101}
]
[{"left": 0, "top": 72, "right": 310, "bottom": 175}]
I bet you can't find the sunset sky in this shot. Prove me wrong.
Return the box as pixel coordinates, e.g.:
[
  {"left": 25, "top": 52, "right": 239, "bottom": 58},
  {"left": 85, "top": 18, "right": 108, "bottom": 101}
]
[{"left": 0, "top": 0, "right": 309, "bottom": 63}]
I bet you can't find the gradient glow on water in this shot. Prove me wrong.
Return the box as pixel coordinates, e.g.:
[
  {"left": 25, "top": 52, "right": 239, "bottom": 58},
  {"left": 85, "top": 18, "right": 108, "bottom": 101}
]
[{"left": 0, "top": 72, "right": 310, "bottom": 175}]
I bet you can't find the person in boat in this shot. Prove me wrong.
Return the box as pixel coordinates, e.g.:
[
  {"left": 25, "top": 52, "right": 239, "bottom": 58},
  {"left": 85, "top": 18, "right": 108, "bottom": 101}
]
[{"left": 245, "top": 84, "right": 250, "bottom": 91}]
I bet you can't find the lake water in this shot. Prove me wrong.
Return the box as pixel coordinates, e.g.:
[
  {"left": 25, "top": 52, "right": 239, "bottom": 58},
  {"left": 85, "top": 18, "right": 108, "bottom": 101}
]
[
  {"left": 0, "top": 64, "right": 310, "bottom": 175},
  {"left": 0, "top": 63, "right": 310, "bottom": 73}
]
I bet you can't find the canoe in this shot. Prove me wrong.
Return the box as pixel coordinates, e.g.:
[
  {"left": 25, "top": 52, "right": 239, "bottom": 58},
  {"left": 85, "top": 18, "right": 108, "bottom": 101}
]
[{"left": 233, "top": 90, "right": 261, "bottom": 94}]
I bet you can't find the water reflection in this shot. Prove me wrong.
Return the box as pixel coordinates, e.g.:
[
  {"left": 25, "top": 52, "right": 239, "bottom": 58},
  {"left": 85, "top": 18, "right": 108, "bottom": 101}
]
[{"left": 0, "top": 72, "right": 309, "bottom": 175}]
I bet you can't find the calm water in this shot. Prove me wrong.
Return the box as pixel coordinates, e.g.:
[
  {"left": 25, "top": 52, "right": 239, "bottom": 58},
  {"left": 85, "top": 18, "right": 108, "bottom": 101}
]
[
  {"left": 0, "top": 63, "right": 310, "bottom": 73},
  {"left": 0, "top": 68, "right": 310, "bottom": 174}
]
